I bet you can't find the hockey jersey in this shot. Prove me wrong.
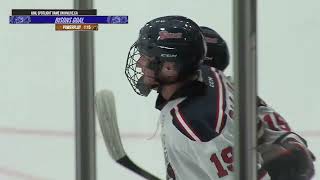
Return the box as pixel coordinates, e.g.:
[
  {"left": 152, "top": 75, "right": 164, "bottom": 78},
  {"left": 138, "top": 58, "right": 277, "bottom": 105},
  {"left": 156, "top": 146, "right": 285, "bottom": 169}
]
[
  {"left": 155, "top": 65, "right": 305, "bottom": 180},
  {"left": 156, "top": 66, "right": 238, "bottom": 180}
]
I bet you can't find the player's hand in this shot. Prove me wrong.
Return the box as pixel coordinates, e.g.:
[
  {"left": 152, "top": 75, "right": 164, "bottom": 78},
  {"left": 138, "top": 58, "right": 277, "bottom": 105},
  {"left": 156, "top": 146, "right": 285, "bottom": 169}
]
[{"left": 261, "top": 140, "right": 315, "bottom": 180}]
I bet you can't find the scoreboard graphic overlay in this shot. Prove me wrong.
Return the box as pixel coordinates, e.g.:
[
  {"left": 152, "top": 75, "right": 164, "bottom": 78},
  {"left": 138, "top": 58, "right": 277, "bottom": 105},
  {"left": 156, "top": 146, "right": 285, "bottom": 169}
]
[{"left": 10, "top": 9, "right": 128, "bottom": 31}]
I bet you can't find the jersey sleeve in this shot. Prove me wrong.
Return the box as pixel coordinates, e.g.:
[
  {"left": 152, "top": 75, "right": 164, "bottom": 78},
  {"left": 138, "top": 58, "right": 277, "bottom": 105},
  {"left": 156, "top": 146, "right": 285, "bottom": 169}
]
[
  {"left": 257, "top": 96, "right": 291, "bottom": 132},
  {"left": 169, "top": 97, "right": 222, "bottom": 142},
  {"left": 257, "top": 97, "right": 309, "bottom": 148},
  {"left": 169, "top": 67, "right": 229, "bottom": 142}
]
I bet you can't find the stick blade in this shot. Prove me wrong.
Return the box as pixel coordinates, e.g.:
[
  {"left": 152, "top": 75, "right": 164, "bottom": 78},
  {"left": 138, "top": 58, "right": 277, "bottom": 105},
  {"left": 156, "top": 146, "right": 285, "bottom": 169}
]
[
  {"left": 95, "top": 89, "right": 126, "bottom": 161},
  {"left": 95, "top": 89, "right": 161, "bottom": 180}
]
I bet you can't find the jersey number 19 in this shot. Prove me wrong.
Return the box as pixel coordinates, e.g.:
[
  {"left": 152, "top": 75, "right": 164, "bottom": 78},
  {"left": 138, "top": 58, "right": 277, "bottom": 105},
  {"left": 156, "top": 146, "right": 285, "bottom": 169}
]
[{"left": 210, "top": 146, "right": 234, "bottom": 178}]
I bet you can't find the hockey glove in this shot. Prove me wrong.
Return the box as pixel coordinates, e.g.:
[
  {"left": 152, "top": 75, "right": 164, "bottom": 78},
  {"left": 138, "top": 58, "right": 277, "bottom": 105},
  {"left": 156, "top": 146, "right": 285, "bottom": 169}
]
[{"left": 260, "top": 134, "right": 315, "bottom": 180}]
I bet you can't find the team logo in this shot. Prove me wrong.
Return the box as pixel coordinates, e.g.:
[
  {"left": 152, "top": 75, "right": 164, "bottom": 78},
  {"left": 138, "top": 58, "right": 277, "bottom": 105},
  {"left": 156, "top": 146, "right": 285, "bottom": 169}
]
[
  {"left": 10, "top": 16, "right": 31, "bottom": 24},
  {"left": 208, "top": 76, "right": 215, "bottom": 88},
  {"left": 159, "top": 31, "right": 182, "bottom": 40},
  {"left": 161, "top": 53, "right": 177, "bottom": 58}
]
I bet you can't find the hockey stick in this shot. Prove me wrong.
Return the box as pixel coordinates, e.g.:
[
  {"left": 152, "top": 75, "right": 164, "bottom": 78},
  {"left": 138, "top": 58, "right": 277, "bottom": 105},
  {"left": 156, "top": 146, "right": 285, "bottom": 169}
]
[{"left": 95, "top": 89, "right": 161, "bottom": 180}]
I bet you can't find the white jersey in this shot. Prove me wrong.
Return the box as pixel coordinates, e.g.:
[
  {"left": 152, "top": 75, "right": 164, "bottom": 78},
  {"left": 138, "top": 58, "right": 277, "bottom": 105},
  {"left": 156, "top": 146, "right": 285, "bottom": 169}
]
[
  {"left": 156, "top": 65, "right": 308, "bottom": 180},
  {"left": 160, "top": 97, "right": 235, "bottom": 180},
  {"left": 155, "top": 66, "right": 280, "bottom": 180}
]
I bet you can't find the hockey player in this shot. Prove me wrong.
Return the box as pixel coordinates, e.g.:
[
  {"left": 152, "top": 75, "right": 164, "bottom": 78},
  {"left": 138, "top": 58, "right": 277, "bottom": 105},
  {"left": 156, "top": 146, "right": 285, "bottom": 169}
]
[
  {"left": 200, "top": 26, "right": 229, "bottom": 71},
  {"left": 124, "top": 16, "right": 314, "bottom": 180},
  {"left": 125, "top": 16, "right": 236, "bottom": 179},
  {"left": 200, "top": 26, "right": 315, "bottom": 180}
]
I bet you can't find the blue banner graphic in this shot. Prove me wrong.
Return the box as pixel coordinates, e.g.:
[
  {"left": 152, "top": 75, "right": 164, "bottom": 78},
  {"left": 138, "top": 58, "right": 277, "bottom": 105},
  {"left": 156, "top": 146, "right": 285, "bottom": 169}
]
[{"left": 9, "top": 16, "right": 128, "bottom": 24}]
